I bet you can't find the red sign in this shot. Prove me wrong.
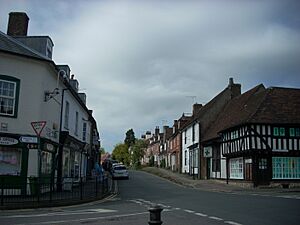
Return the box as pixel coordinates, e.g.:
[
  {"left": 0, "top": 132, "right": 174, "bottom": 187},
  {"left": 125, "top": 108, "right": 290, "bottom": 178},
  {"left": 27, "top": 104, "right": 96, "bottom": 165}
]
[{"left": 31, "top": 121, "right": 46, "bottom": 136}]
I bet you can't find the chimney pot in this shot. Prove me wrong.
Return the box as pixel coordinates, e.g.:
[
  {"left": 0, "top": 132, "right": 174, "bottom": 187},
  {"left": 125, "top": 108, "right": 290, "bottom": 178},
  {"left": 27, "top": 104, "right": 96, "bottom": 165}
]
[
  {"left": 7, "top": 12, "right": 29, "bottom": 36},
  {"left": 229, "top": 77, "right": 234, "bottom": 86}
]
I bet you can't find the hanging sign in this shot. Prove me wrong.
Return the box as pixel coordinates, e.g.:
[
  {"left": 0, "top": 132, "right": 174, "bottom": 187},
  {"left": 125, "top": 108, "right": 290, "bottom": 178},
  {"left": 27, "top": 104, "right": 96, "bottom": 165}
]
[
  {"left": 203, "top": 146, "right": 212, "bottom": 158},
  {"left": 31, "top": 121, "right": 47, "bottom": 136}
]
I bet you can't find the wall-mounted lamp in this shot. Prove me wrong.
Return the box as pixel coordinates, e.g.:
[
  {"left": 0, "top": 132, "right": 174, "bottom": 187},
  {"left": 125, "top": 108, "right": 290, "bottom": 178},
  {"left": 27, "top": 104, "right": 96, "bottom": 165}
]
[{"left": 44, "top": 88, "right": 60, "bottom": 102}]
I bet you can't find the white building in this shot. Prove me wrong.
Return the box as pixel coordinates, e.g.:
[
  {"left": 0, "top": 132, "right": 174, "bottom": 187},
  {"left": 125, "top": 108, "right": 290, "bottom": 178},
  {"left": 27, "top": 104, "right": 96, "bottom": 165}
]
[{"left": 0, "top": 12, "right": 100, "bottom": 193}]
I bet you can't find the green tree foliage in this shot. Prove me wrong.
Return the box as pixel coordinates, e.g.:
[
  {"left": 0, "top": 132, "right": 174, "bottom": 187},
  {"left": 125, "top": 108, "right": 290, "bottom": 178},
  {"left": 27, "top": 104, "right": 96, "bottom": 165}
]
[
  {"left": 112, "top": 143, "right": 130, "bottom": 166},
  {"left": 100, "top": 147, "right": 105, "bottom": 154},
  {"left": 130, "top": 139, "right": 147, "bottom": 169},
  {"left": 124, "top": 128, "right": 135, "bottom": 147}
]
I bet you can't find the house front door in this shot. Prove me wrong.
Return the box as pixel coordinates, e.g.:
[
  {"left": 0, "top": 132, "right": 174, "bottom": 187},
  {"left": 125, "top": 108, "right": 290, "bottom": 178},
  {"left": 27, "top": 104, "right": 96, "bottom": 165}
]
[{"left": 256, "top": 157, "right": 270, "bottom": 185}]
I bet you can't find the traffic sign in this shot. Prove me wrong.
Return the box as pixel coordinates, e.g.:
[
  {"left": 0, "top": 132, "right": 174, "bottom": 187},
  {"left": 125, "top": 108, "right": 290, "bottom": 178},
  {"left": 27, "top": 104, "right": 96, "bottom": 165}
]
[{"left": 31, "top": 121, "right": 46, "bottom": 136}]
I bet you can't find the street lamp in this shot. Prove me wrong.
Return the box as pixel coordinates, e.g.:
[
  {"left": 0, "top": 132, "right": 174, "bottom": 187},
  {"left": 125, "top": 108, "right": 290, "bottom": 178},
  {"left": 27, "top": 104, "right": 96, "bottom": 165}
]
[{"left": 57, "top": 88, "right": 68, "bottom": 191}]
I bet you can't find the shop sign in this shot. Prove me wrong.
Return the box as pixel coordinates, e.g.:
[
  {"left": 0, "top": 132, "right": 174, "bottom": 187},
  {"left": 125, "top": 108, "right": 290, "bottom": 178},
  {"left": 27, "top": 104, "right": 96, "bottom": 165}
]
[
  {"left": 203, "top": 146, "right": 212, "bottom": 158},
  {"left": 46, "top": 143, "right": 55, "bottom": 152},
  {"left": 19, "top": 136, "right": 38, "bottom": 143},
  {"left": 245, "top": 159, "right": 252, "bottom": 164},
  {"left": 0, "top": 137, "right": 18, "bottom": 145}
]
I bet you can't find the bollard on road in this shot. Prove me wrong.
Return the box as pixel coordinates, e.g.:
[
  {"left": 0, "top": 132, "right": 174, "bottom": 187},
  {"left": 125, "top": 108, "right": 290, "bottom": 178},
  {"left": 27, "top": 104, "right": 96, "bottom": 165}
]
[{"left": 148, "top": 205, "right": 163, "bottom": 225}]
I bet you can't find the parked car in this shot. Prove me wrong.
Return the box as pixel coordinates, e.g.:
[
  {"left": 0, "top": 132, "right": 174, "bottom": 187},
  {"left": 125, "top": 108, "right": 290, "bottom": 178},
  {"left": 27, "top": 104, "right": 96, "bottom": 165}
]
[{"left": 112, "top": 165, "right": 129, "bottom": 179}]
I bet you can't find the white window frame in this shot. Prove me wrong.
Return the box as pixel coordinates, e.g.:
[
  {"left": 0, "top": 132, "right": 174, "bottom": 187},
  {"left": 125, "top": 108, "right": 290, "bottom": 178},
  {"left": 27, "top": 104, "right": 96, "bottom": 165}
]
[
  {"left": 0, "top": 79, "right": 16, "bottom": 116},
  {"left": 230, "top": 157, "right": 244, "bottom": 179}
]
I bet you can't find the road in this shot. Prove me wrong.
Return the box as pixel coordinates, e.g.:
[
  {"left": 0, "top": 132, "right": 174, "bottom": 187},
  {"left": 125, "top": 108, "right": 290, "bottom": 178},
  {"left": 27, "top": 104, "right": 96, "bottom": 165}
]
[{"left": 1, "top": 170, "right": 300, "bottom": 225}]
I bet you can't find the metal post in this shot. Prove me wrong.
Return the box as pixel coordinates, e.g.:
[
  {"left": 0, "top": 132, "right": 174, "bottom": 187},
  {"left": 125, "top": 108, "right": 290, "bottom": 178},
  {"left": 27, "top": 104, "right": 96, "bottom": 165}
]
[
  {"left": 95, "top": 176, "right": 98, "bottom": 197},
  {"left": 148, "top": 205, "right": 163, "bottom": 225},
  {"left": 80, "top": 177, "right": 83, "bottom": 200},
  {"left": 1, "top": 177, "right": 4, "bottom": 206}
]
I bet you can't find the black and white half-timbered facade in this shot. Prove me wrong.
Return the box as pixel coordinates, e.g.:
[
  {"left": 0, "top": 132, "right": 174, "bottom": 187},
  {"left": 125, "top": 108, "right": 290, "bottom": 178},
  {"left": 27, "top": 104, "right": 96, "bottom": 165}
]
[{"left": 202, "top": 84, "right": 300, "bottom": 186}]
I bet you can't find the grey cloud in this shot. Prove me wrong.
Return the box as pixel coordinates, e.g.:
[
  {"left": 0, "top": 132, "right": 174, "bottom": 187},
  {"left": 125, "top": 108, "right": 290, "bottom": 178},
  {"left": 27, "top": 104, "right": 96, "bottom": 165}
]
[{"left": 1, "top": 0, "right": 300, "bottom": 151}]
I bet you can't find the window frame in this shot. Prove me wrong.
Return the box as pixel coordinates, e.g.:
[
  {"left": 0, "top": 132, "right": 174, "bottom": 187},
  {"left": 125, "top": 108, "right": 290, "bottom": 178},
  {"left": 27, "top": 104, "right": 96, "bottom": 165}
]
[
  {"left": 75, "top": 111, "right": 79, "bottom": 136},
  {"left": 64, "top": 101, "right": 69, "bottom": 129},
  {"left": 0, "top": 75, "right": 20, "bottom": 118}
]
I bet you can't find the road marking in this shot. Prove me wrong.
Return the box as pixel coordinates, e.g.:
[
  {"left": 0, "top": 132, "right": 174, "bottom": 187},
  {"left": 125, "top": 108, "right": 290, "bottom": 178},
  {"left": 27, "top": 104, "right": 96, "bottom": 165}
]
[
  {"left": 195, "top": 212, "right": 207, "bottom": 217},
  {"left": 184, "top": 209, "right": 195, "bottom": 213},
  {"left": 224, "top": 221, "right": 243, "bottom": 225},
  {"left": 2, "top": 208, "right": 117, "bottom": 218},
  {"left": 15, "top": 211, "right": 149, "bottom": 225},
  {"left": 209, "top": 216, "right": 223, "bottom": 221},
  {"left": 174, "top": 207, "right": 181, "bottom": 210}
]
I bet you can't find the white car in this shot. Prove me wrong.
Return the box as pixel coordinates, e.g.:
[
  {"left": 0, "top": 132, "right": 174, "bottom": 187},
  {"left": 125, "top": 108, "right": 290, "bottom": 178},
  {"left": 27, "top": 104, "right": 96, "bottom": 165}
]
[{"left": 112, "top": 165, "right": 129, "bottom": 179}]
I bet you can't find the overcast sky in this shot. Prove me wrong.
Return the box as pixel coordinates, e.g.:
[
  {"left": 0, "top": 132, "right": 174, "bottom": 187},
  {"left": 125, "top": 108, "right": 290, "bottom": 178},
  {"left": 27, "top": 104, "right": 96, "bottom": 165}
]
[{"left": 1, "top": 0, "right": 300, "bottom": 152}]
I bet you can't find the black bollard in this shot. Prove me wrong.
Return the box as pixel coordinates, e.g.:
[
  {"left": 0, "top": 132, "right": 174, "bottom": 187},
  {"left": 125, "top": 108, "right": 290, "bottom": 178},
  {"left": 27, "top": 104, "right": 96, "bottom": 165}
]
[{"left": 148, "top": 205, "right": 163, "bottom": 225}]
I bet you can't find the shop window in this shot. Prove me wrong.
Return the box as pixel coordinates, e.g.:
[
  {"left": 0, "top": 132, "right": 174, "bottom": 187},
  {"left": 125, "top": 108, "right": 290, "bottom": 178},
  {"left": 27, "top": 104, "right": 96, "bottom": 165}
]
[
  {"left": 212, "top": 148, "right": 220, "bottom": 172},
  {"left": 0, "top": 76, "right": 20, "bottom": 117},
  {"left": 230, "top": 158, "right": 243, "bottom": 179},
  {"left": 0, "top": 147, "right": 22, "bottom": 175},
  {"left": 272, "top": 157, "right": 300, "bottom": 179},
  {"left": 41, "top": 151, "right": 52, "bottom": 175}
]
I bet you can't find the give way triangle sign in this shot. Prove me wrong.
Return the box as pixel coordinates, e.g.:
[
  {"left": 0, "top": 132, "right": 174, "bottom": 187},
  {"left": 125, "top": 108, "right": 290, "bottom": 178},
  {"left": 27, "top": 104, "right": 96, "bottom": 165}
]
[{"left": 31, "top": 121, "right": 47, "bottom": 136}]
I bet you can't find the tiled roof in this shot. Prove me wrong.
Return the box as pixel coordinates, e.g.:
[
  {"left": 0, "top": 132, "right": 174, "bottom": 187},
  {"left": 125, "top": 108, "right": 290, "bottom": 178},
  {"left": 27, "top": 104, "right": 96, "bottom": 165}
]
[
  {"left": 202, "top": 85, "right": 300, "bottom": 142},
  {"left": 0, "top": 31, "right": 51, "bottom": 61}
]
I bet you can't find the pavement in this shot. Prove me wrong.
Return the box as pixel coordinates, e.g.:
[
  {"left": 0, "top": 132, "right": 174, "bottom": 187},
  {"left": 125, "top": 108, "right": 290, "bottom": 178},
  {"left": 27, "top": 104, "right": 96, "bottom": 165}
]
[{"left": 141, "top": 167, "right": 300, "bottom": 194}]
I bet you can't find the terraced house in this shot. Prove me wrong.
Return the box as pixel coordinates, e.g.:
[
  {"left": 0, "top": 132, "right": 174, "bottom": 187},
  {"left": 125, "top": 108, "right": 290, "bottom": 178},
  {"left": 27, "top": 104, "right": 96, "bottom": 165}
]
[{"left": 0, "top": 12, "right": 100, "bottom": 194}]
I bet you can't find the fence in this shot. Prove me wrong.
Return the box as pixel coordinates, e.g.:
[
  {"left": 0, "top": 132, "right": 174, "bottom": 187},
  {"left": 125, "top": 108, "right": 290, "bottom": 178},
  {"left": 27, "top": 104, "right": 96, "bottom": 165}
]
[{"left": 0, "top": 175, "right": 113, "bottom": 210}]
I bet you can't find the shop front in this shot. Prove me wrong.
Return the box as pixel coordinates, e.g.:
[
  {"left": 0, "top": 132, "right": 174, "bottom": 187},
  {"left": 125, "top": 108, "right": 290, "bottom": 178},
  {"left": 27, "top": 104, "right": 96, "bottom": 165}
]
[{"left": 0, "top": 133, "right": 58, "bottom": 195}]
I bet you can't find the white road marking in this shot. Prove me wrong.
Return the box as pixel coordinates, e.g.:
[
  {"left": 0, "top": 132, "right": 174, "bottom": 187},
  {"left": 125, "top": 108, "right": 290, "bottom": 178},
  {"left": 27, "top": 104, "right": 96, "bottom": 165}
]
[
  {"left": 224, "top": 221, "right": 243, "bottom": 225},
  {"left": 2, "top": 208, "right": 117, "bottom": 218},
  {"left": 195, "top": 212, "right": 207, "bottom": 217},
  {"left": 209, "top": 216, "right": 223, "bottom": 221},
  {"left": 16, "top": 211, "right": 149, "bottom": 225},
  {"left": 184, "top": 209, "right": 195, "bottom": 213}
]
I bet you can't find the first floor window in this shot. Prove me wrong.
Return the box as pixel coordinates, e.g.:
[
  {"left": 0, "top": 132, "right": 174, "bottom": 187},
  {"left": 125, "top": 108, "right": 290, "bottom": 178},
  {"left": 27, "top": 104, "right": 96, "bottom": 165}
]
[
  {"left": 272, "top": 157, "right": 300, "bottom": 179},
  {"left": 0, "top": 76, "right": 19, "bottom": 117},
  {"left": 230, "top": 158, "right": 243, "bottom": 179},
  {"left": 0, "top": 147, "right": 22, "bottom": 175},
  {"left": 82, "top": 122, "right": 87, "bottom": 141},
  {"left": 64, "top": 101, "right": 69, "bottom": 129}
]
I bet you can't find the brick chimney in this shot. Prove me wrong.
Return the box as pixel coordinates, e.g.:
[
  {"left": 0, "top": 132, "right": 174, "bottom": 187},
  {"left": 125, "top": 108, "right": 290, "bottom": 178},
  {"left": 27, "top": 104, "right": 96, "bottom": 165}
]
[
  {"left": 155, "top": 126, "right": 160, "bottom": 135},
  {"left": 192, "top": 103, "right": 202, "bottom": 115},
  {"left": 7, "top": 12, "right": 29, "bottom": 36},
  {"left": 228, "top": 77, "right": 241, "bottom": 99}
]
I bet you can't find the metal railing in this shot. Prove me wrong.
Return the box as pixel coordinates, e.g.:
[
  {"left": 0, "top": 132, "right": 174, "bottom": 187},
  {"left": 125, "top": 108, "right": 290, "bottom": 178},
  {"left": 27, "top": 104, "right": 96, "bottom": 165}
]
[{"left": 0, "top": 175, "right": 113, "bottom": 209}]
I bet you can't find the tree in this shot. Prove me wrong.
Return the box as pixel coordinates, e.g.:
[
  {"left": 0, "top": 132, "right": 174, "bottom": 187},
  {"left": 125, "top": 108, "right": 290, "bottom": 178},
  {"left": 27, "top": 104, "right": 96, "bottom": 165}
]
[
  {"left": 100, "top": 147, "right": 105, "bottom": 154},
  {"left": 112, "top": 143, "right": 130, "bottom": 166},
  {"left": 130, "top": 139, "right": 147, "bottom": 169},
  {"left": 124, "top": 128, "right": 135, "bottom": 147}
]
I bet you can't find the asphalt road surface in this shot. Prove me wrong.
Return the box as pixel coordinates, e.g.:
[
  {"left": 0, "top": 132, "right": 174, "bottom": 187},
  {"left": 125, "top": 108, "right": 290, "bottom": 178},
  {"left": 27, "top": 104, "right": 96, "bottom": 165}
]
[{"left": 1, "top": 170, "right": 300, "bottom": 225}]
